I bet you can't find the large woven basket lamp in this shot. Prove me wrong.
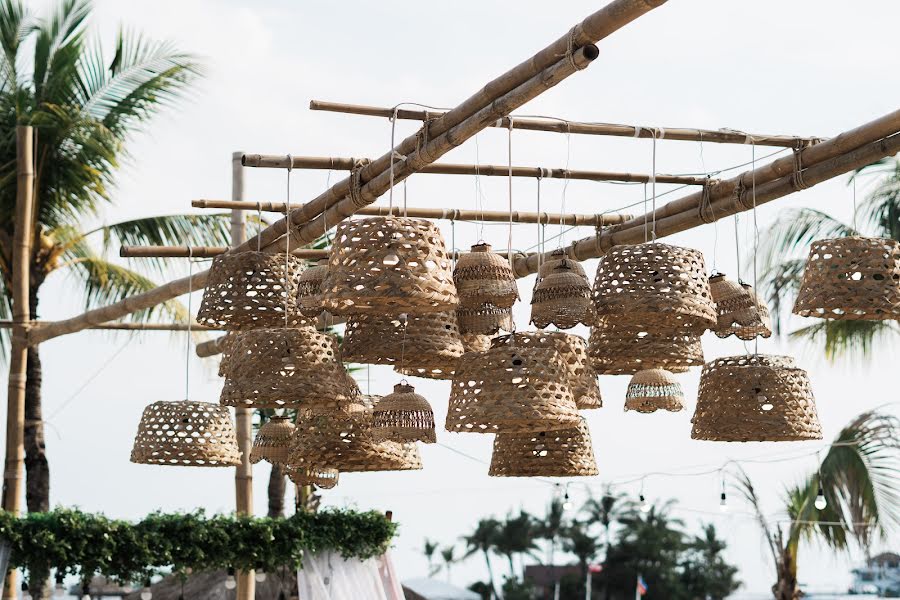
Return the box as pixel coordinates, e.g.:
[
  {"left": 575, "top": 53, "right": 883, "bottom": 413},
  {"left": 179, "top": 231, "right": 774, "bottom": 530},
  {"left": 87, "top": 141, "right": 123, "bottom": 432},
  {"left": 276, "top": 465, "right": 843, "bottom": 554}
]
[
  {"left": 372, "top": 382, "right": 436, "bottom": 443},
  {"left": 588, "top": 317, "right": 704, "bottom": 375},
  {"left": 456, "top": 303, "right": 514, "bottom": 336},
  {"left": 793, "top": 236, "right": 900, "bottom": 320},
  {"left": 531, "top": 259, "right": 593, "bottom": 329},
  {"left": 691, "top": 355, "right": 822, "bottom": 442},
  {"left": 709, "top": 274, "right": 772, "bottom": 340},
  {"left": 296, "top": 259, "right": 329, "bottom": 319},
  {"left": 454, "top": 243, "right": 519, "bottom": 308},
  {"left": 250, "top": 416, "right": 294, "bottom": 465},
  {"left": 131, "top": 400, "right": 242, "bottom": 467},
  {"left": 625, "top": 369, "right": 685, "bottom": 413},
  {"left": 489, "top": 417, "right": 598, "bottom": 477},
  {"left": 510, "top": 331, "right": 601, "bottom": 410}
]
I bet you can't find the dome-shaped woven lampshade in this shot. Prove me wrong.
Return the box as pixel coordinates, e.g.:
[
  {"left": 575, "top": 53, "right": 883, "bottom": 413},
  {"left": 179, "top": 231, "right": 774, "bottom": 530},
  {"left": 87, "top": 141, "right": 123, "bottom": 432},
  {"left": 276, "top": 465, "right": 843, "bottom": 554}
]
[
  {"left": 297, "top": 259, "right": 328, "bottom": 318},
  {"left": 220, "top": 328, "right": 357, "bottom": 410},
  {"left": 530, "top": 259, "right": 593, "bottom": 329},
  {"left": 456, "top": 303, "right": 514, "bottom": 335},
  {"left": 286, "top": 465, "right": 340, "bottom": 489},
  {"left": 587, "top": 317, "right": 704, "bottom": 375},
  {"left": 625, "top": 369, "right": 685, "bottom": 413},
  {"left": 198, "top": 251, "right": 307, "bottom": 329},
  {"left": 691, "top": 355, "right": 822, "bottom": 442},
  {"left": 454, "top": 243, "right": 519, "bottom": 308},
  {"left": 130, "top": 401, "right": 242, "bottom": 467},
  {"left": 372, "top": 382, "right": 436, "bottom": 443},
  {"left": 537, "top": 248, "right": 588, "bottom": 280},
  {"left": 250, "top": 416, "right": 295, "bottom": 465},
  {"left": 489, "top": 417, "right": 597, "bottom": 477},
  {"left": 793, "top": 236, "right": 900, "bottom": 319},
  {"left": 709, "top": 274, "right": 772, "bottom": 340},
  {"left": 446, "top": 334, "right": 579, "bottom": 433},
  {"left": 509, "top": 332, "right": 601, "bottom": 410},
  {"left": 592, "top": 243, "right": 716, "bottom": 333},
  {"left": 320, "top": 217, "right": 457, "bottom": 315}
]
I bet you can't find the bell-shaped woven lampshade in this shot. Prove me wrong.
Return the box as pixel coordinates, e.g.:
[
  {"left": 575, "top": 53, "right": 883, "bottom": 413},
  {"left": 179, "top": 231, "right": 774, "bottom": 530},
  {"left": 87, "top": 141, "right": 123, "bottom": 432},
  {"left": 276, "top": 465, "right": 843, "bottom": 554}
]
[
  {"left": 530, "top": 259, "right": 593, "bottom": 329},
  {"left": 509, "top": 332, "right": 601, "bottom": 410},
  {"left": 130, "top": 400, "right": 242, "bottom": 467},
  {"left": 453, "top": 243, "right": 519, "bottom": 308},
  {"left": 320, "top": 216, "right": 457, "bottom": 315},
  {"left": 489, "top": 417, "right": 598, "bottom": 477},
  {"left": 198, "top": 251, "right": 307, "bottom": 329},
  {"left": 592, "top": 242, "right": 716, "bottom": 333},
  {"left": 709, "top": 274, "right": 772, "bottom": 340},
  {"left": 625, "top": 369, "right": 685, "bottom": 413},
  {"left": 249, "top": 416, "right": 295, "bottom": 465},
  {"left": 285, "top": 465, "right": 340, "bottom": 489},
  {"left": 446, "top": 334, "right": 579, "bottom": 433},
  {"left": 793, "top": 236, "right": 900, "bottom": 319},
  {"left": 372, "top": 382, "right": 436, "bottom": 443},
  {"left": 297, "top": 259, "right": 328, "bottom": 318},
  {"left": 587, "top": 317, "right": 704, "bottom": 375},
  {"left": 537, "top": 248, "right": 588, "bottom": 280},
  {"left": 691, "top": 355, "right": 822, "bottom": 442},
  {"left": 456, "top": 303, "right": 514, "bottom": 335}
]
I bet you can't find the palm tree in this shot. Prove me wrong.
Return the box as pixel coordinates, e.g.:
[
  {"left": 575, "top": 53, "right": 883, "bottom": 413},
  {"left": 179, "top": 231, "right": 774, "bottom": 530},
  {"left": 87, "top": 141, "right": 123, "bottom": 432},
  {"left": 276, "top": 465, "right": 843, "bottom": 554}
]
[
  {"left": 462, "top": 518, "right": 500, "bottom": 598},
  {"left": 736, "top": 410, "right": 900, "bottom": 600},
  {"left": 561, "top": 520, "right": 599, "bottom": 589},
  {"left": 534, "top": 497, "right": 566, "bottom": 565},
  {"left": 492, "top": 510, "right": 540, "bottom": 579},
  {"left": 582, "top": 486, "right": 624, "bottom": 600},
  {"left": 423, "top": 538, "right": 439, "bottom": 576},
  {"left": 440, "top": 545, "right": 456, "bottom": 583}
]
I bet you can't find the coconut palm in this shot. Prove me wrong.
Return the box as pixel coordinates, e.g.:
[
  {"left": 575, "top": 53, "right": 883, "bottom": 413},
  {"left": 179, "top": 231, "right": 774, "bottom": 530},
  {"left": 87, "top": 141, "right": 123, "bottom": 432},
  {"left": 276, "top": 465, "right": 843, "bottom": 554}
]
[
  {"left": 736, "top": 410, "right": 900, "bottom": 600},
  {"left": 462, "top": 518, "right": 501, "bottom": 598},
  {"left": 440, "top": 545, "right": 456, "bottom": 583},
  {"left": 560, "top": 520, "right": 599, "bottom": 588},
  {"left": 423, "top": 538, "right": 439, "bottom": 576},
  {"left": 492, "top": 510, "right": 540, "bottom": 579},
  {"left": 582, "top": 486, "right": 624, "bottom": 600}
]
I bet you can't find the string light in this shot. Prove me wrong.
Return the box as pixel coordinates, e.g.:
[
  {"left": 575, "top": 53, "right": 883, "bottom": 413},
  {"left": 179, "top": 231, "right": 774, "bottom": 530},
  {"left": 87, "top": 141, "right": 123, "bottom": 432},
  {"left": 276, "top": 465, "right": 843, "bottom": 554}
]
[
  {"left": 225, "top": 568, "right": 237, "bottom": 590},
  {"left": 55, "top": 574, "right": 65, "bottom": 597},
  {"left": 719, "top": 473, "right": 728, "bottom": 513},
  {"left": 639, "top": 478, "right": 651, "bottom": 514},
  {"left": 22, "top": 581, "right": 31, "bottom": 600},
  {"left": 140, "top": 579, "right": 152, "bottom": 600},
  {"left": 255, "top": 569, "right": 267, "bottom": 583},
  {"left": 815, "top": 485, "right": 827, "bottom": 511}
]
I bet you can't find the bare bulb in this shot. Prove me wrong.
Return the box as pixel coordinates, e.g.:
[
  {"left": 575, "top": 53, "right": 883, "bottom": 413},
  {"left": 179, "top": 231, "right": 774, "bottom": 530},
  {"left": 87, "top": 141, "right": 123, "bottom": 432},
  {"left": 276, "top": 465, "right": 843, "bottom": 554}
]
[
  {"left": 140, "top": 590, "right": 152, "bottom": 600},
  {"left": 815, "top": 488, "right": 827, "bottom": 510},
  {"left": 719, "top": 492, "right": 728, "bottom": 512},
  {"left": 639, "top": 494, "right": 651, "bottom": 514},
  {"left": 255, "top": 572, "right": 267, "bottom": 583},
  {"left": 224, "top": 576, "right": 237, "bottom": 590},
  {"left": 54, "top": 585, "right": 65, "bottom": 598}
]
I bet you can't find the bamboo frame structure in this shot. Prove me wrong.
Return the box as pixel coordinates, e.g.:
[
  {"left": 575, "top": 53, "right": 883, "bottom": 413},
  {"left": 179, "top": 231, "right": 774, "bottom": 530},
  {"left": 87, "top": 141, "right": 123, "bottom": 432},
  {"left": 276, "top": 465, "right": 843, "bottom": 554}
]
[
  {"left": 196, "top": 335, "right": 228, "bottom": 358},
  {"left": 0, "top": 320, "right": 219, "bottom": 332}
]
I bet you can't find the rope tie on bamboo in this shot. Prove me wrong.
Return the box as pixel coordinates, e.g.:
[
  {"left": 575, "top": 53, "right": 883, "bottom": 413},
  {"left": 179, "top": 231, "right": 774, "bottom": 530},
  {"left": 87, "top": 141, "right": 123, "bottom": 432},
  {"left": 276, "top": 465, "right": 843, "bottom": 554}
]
[
  {"left": 256, "top": 203, "right": 263, "bottom": 251},
  {"left": 731, "top": 177, "right": 749, "bottom": 212},
  {"left": 565, "top": 28, "right": 579, "bottom": 71},
  {"left": 415, "top": 111, "right": 436, "bottom": 162},
  {"left": 349, "top": 164, "right": 366, "bottom": 209},
  {"left": 791, "top": 145, "right": 810, "bottom": 191},
  {"left": 698, "top": 177, "right": 717, "bottom": 224}
]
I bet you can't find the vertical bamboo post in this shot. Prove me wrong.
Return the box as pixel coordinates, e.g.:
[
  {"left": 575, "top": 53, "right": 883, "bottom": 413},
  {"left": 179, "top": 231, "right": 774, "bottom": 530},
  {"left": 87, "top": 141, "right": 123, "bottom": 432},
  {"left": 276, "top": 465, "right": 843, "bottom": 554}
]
[{"left": 2, "top": 126, "right": 34, "bottom": 599}]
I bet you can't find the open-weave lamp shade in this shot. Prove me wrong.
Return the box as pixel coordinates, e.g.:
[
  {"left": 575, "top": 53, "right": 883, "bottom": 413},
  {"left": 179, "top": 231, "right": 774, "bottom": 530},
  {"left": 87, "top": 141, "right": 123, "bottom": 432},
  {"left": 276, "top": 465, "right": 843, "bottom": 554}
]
[
  {"left": 793, "top": 236, "right": 900, "bottom": 320},
  {"left": 508, "top": 332, "right": 601, "bottom": 410},
  {"left": 343, "top": 311, "right": 464, "bottom": 368},
  {"left": 691, "top": 355, "right": 822, "bottom": 442},
  {"left": 625, "top": 369, "right": 685, "bottom": 413},
  {"left": 587, "top": 317, "right": 704, "bottom": 375},
  {"left": 249, "top": 416, "right": 295, "bottom": 465},
  {"left": 489, "top": 417, "right": 597, "bottom": 477},
  {"left": 286, "top": 465, "right": 340, "bottom": 489},
  {"left": 297, "top": 260, "right": 328, "bottom": 318},
  {"left": 446, "top": 334, "right": 579, "bottom": 433},
  {"left": 453, "top": 243, "right": 519, "bottom": 308},
  {"left": 320, "top": 217, "right": 457, "bottom": 315},
  {"left": 198, "top": 251, "right": 307, "bottom": 330},
  {"left": 537, "top": 249, "right": 588, "bottom": 280},
  {"left": 531, "top": 260, "right": 593, "bottom": 330},
  {"left": 592, "top": 243, "right": 716, "bottom": 333},
  {"left": 456, "top": 303, "right": 514, "bottom": 335},
  {"left": 709, "top": 274, "right": 772, "bottom": 340},
  {"left": 461, "top": 333, "right": 493, "bottom": 353},
  {"left": 372, "top": 382, "right": 436, "bottom": 443},
  {"left": 130, "top": 401, "right": 242, "bottom": 467}
]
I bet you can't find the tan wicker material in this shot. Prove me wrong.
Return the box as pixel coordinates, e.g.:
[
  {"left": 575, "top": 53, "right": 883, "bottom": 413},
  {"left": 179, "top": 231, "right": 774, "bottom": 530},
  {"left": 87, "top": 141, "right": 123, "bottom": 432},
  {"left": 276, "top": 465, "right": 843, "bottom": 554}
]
[
  {"left": 220, "top": 328, "right": 357, "bottom": 410},
  {"left": 691, "top": 354, "right": 823, "bottom": 442},
  {"left": 537, "top": 248, "right": 588, "bottom": 280},
  {"left": 456, "top": 303, "right": 514, "bottom": 335},
  {"left": 454, "top": 243, "right": 519, "bottom": 308},
  {"left": 130, "top": 400, "right": 242, "bottom": 467},
  {"left": 342, "top": 311, "right": 464, "bottom": 368},
  {"left": 285, "top": 465, "right": 340, "bottom": 489},
  {"left": 249, "top": 416, "right": 295, "bottom": 465},
  {"left": 461, "top": 333, "right": 493, "bottom": 352},
  {"left": 198, "top": 251, "right": 307, "bottom": 330},
  {"left": 624, "top": 369, "right": 685, "bottom": 413},
  {"left": 372, "top": 382, "right": 436, "bottom": 443},
  {"left": 709, "top": 274, "right": 773, "bottom": 340},
  {"left": 587, "top": 317, "right": 704, "bottom": 375},
  {"left": 320, "top": 216, "right": 457, "bottom": 315},
  {"left": 530, "top": 259, "right": 593, "bottom": 329},
  {"left": 591, "top": 242, "right": 716, "bottom": 333},
  {"left": 446, "top": 334, "right": 579, "bottom": 433},
  {"left": 297, "top": 260, "right": 328, "bottom": 317},
  {"left": 793, "top": 236, "right": 900, "bottom": 320},
  {"left": 489, "top": 417, "right": 597, "bottom": 477}
]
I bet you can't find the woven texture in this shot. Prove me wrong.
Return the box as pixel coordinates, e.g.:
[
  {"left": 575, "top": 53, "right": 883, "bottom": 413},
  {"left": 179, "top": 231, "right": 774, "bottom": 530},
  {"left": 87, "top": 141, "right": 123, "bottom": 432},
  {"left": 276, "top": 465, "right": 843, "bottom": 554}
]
[
  {"left": 297, "top": 260, "right": 328, "bottom": 318},
  {"left": 130, "top": 400, "right": 241, "bottom": 467},
  {"left": 342, "top": 311, "right": 464, "bottom": 372},
  {"left": 489, "top": 417, "right": 597, "bottom": 477},
  {"left": 710, "top": 275, "right": 772, "bottom": 340},
  {"left": 592, "top": 243, "right": 716, "bottom": 333},
  {"left": 625, "top": 369, "right": 685, "bottom": 413},
  {"left": 793, "top": 236, "right": 900, "bottom": 320},
  {"left": 285, "top": 465, "right": 340, "bottom": 489},
  {"left": 198, "top": 251, "right": 307, "bottom": 330},
  {"left": 456, "top": 303, "right": 514, "bottom": 335},
  {"left": 372, "top": 382, "right": 436, "bottom": 443},
  {"left": 531, "top": 259, "right": 593, "bottom": 329},
  {"left": 320, "top": 217, "right": 457, "bottom": 315},
  {"left": 691, "top": 354, "right": 822, "bottom": 442},
  {"left": 250, "top": 416, "right": 294, "bottom": 465},
  {"left": 454, "top": 243, "right": 519, "bottom": 308},
  {"left": 461, "top": 333, "right": 493, "bottom": 352},
  {"left": 446, "top": 334, "right": 579, "bottom": 433},
  {"left": 537, "top": 249, "right": 588, "bottom": 280},
  {"left": 588, "top": 317, "right": 704, "bottom": 375}
]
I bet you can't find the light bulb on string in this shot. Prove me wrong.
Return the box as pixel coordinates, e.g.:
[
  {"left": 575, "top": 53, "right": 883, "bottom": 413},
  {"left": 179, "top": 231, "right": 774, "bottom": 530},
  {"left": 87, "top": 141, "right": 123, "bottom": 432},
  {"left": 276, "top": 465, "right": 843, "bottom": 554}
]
[
  {"left": 22, "top": 581, "right": 31, "bottom": 600},
  {"left": 140, "top": 579, "right": 153, "bottom": 600},
  {"left": 719, "top": 472, "right": 728, "bottom": 513},
  {"left": 639, "top": 479, "right": 651, "bottom": 513},
  {"left": 54, "top": 574, "right": 65, "bottom": 597},
  {"left": 225, "top": 568, "right": 237, "bottom": 590},
  {"left": 562, "top": 492, "right": 573, "bottom": 512},
  {"left": 255, "top": 571, "right": 267, "bottom": 583},
  {"left": 815, "top": 485, "right": 827, "bottom": 510}
]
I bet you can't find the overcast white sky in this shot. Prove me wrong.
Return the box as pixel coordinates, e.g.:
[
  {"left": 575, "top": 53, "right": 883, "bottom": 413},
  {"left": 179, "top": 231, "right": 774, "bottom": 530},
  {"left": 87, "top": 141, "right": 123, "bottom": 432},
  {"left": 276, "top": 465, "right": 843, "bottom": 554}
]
[{"left": 15, "top": 0, "right": 900, "bottom": 597}]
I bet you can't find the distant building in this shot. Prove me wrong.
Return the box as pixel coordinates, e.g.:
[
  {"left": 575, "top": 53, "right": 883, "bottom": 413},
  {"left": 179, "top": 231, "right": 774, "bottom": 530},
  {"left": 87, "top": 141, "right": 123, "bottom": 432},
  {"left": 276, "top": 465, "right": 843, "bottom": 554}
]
[
  {"left": 402, "top": 577, "right": 480, "bottom": 600},
  {"left": 524, "top": 565, "right": 582, "bottom": 599},
  {"left": 850, "top": 552, "right": 900, "bottom": 596}
]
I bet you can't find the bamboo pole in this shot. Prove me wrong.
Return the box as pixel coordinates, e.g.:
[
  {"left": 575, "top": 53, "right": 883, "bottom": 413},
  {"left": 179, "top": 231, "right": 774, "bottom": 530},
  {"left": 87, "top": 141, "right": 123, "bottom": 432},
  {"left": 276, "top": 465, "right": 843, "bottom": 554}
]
[
  {"left": 0, "top": 321, "right": 219, "bottom": 332},
  {"left": 119, "top": 246, "right": 331, "bottom": 259},
  {"left": 308, "top": 99, "right": 822, "bottom": 148},
  {"left": 196, "top": 335, "right": 229, "bottom": 358}
]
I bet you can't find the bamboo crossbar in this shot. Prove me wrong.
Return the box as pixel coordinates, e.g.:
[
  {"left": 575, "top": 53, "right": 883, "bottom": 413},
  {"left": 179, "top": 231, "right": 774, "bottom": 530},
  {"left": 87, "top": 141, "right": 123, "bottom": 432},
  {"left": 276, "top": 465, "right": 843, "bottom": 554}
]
[
  {"left": 0, "top": 320, "right": 220, "bottom": 332},
  {"left": 308, "top": 99, "right": 822, "bottom": 148},
  {"left": 196, "top": 335, "right": 228, "bottom": 358},
  {"left": 118, "top": 246, "right": 328, "bottom": 259}
]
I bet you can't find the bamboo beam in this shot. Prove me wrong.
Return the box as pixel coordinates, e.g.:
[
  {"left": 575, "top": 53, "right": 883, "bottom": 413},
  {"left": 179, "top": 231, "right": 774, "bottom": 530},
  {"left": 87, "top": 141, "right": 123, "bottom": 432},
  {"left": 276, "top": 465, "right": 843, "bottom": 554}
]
[
  {"left": 119, "top": 246, "right": 332, "bottom": 259},
  {"left": 308, "top": 99, "right": 822, "bottom": 148},
  {"left": 196, "top": 335, "right": 229, "bottom": 358},
  {"left": 0, "top": 320, "right": 219, "bottom": 331}
]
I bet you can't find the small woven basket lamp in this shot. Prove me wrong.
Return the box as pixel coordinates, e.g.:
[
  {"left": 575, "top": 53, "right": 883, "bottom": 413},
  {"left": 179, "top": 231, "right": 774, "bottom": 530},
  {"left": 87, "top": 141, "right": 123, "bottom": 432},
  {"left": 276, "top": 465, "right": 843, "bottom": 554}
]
[
  {"left": 285, "top": 465, "right": 340, "bottom": 490},
  {"left": 198, "top": 251, "right": 307, "bottom": 329},
  {"left": 320, "top": 216, "right": 457, "bottom": 315},
  {"left": 531, "top": 259, "right": 593, "bottom": 329},
  {"left": 454, "top": 243, "right": 519, "bottom": 308},
  {"left": 624, "top": 369, "right": 685, "bottom": 413},
  {"left": 592, "top": 243, "right": 716, "bottom": 333},
  {"left": 587, "top": 317, "right": 704, "bottom": 375},
  {"left": 130, "top": 400, "right": 242, "bottom": 467},
  {"left": 296, "top": 259, "right": 328, "bottom": 318},
  {"left": 372, "top": 382, "right": 436, "bottom": 443},
  {"left": 249, "top": 416, "right": 295, "bottom": 465},
  {"left": 793, "top": 236, "right": 900, "bottom": 319},
  {"left": 709, "top": 274, "right": 772, "bottom": 340},
  {"left": 489, "top": 417, "right": 598, "bottom": 477},
  {"left": 446, "top": 334, "right": 579, "bottom": 433},
  {"left": 456, "top": 303, "right": 514, "bottom": 335},
  {"left": 691, "top": 355, "right": 822, "bottom": 442}
]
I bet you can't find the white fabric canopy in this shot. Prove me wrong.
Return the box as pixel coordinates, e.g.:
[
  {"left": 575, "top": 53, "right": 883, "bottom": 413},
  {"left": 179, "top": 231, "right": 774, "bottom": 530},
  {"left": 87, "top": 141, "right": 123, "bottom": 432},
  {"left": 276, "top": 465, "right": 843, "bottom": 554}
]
[{"left": 296, "top": 551, "right": 404, "bottom": 600}]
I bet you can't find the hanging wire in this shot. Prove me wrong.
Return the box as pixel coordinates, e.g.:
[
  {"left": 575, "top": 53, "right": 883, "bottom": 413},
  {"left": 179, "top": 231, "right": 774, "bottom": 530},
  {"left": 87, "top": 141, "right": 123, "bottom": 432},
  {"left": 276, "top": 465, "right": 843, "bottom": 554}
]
[
  {"left": 389, "top": 108, "right": 399, "bottom": 212},
  {"left": 642, "top": 183, "right": 648, "bottom": 243},
  {"left": 256, "top": 202, "right": 263, "bottom": 252},
  {"left": 536, "top": 175, "right": 543, "bottom": 273},
  {"left": 733, "top": 214, "right": 742, "bottom": 283},
  {"left": 474, "top": 134, "right": 486, "bottom": 241},
  {"left": 284, "top": 155, "right": 293, "bottom": 328},
  {"left": 750, "top": 141, "right": 760, "bottom": 355},
  {"left": 507, "top": 118, "right": 515, "bottom": 268},
  {"left": 185, "top": 246, "right": 193, "bottom": 400},
  {"left": 403, "top": 178, "right": 408, "bottom": 218},
  {"left": 852, "top": 176, "right": 858, "bottom": 233},
  {"left": 650, "top": 129, "right": 658, "bottom": 241},
  {"left": 559, "top": 122, "right": 572, "bottom": 247}
]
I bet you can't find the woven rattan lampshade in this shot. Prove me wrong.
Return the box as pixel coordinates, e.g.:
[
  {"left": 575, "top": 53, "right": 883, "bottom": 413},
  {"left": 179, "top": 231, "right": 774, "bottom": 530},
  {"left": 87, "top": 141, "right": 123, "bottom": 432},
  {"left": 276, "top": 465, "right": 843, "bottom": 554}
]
[
  {"left": 446, "top": 334, "right": 579, "bottom": 433},
  {"left": 130, "top": 400, "right": 242, "bottom": 467},
  {"left": 625, "top": 369, "right": 685, "bottom": 413},
  {"left": 320, "top": 216, "right": 457, "bottom": 315},
  {"left": 342, "top": 311, "right": 464, "bottom": 372},
  {"left": 510, "top": 332, "right": 601, "bottom": 410},
  {"left": 456, "top": 303, "right": 514, "bottom": 335},
  {"left": 372, "top": 382, "right": 436, "bottom": 443},
  {"left": 709, "top": 274, "right": 772, "bottom": 340},
  {"left": 454, "top": 243, "right": 519, "bottom": 308},
  {"left": 531, "top": 259, "right": 593, "bottom": 329},
  {"left": 537, "top": 248, "right": 588, "bottom": 280},
  {"left": 793, "top": 236, "right": 900, "bottom": 319},
  {"left": 691, "top": 355, "right": 822, "bottom": 442},
  {"left": 198, "top": 251, "right": 306, "bottom": 330},
  {"left": 489, "top": 417, "right": 598, "bottom": 477},
  {"left": 297, "top": 259, "right": 328, "bottom": 318},
  {"left": 286, "top": 465, "right": 340, "bottom": 489},
  {"left": 461, "top": 333, "right": 493, "bottom": 352},
  {"left": 249, "top": 416, "right": 295, "bottom": 465},
  {"left": 587, "top": 317, "right": 704, "bottom": 375},
  {"left": 592, "top": 242, "right": 716, "bottom": 333}
]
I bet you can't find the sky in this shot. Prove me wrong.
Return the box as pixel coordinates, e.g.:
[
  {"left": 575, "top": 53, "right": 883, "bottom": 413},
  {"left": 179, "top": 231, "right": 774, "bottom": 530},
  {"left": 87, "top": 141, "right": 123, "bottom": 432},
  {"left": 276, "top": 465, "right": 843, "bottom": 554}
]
[{"left": 14, "top": 0, "right": 900, "bottom": 597}]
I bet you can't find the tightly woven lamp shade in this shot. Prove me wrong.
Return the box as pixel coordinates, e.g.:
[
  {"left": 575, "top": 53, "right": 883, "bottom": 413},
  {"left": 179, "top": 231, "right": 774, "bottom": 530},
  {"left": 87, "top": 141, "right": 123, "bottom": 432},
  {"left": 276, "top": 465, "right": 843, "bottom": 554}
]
[
  {"left": 625, "top": 369, "right": 685, "bottom": 413},
  {"left": 297, "top": 259, "right": 328, "bottom": 318},
  {"left": 691, "top": 355, "right": 822, "bottom": 442},
  {"left": 530, "top": 259, "right": 593, "bottom": 329},
  {"left": 130, "top": 400, "right": 241, "bottom": 467},
  {"left": 372, "top": 382, "right": 436, "bottom": 443},
  {"left": 343, "top": 311, "right": 464, "bottom": 370},
  {"left": 198, "top": 251, "right": 307, "bottom": 329},
  {"left": 250, "top": 416, "right": 294, "bottom": 465},
  {"left": 456, "top": 303, "right": 514, "bottom": 335},
  {"left": 489, "top": 417, "right": 598, "bottom": 477},
  {"left": 453, "top": 243, "right": 519, "bottom": 308},
  {"left": 320, "top": 216, "right": 457, "bottom": 315},
  {"left": 285, "top": 465, "right": 339, "bottom": 489},
  {"left": 587, "top": 317, "right": 704, "bottom": 375},
  {"left": 709, "top": 274, "right": 772, "bottom": 340},
  {"left": 591, "top": 242, "right": 716, "bottom": 333},
  {"left": 793, "top": 236, "right": 900, "bottom": 319},
  {"left": 446, "top": 334, "right": 579, "bottom": 433},
  {"left": 537, "top": 248, "right": 588, "bottom": 280}
]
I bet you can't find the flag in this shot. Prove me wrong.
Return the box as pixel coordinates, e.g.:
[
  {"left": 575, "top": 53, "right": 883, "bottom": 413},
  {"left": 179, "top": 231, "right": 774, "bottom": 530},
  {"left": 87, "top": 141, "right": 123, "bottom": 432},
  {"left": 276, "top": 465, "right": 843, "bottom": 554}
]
[
  {"left": 588, "top": 564, "right": 603, "bottom": 574},
  {"left": 636, "top": 574, "right": 648, "bottom": 597}
]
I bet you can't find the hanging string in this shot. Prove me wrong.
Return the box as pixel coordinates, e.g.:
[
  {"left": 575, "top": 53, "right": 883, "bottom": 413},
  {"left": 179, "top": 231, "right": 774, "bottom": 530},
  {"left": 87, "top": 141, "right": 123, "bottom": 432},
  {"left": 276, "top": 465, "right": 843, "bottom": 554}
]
[
  {"left": 403, "top": 178, "right": 408, "bottom": 218},
  {"left": 699, "top": 133, "right": 720, "bottom": 272},
  {"left": 325, "top": 169, "right": 333, "bottom": 241},
  {"left": 642, "top": 183, "right": 648, "bottom": 243},
  {"left": 507, "top": 118, "right": 514, "bottom": 268},
  {"left": 256, "top": 203, "right": 263, "bottom": 252},
  {"left": 852, "top": 176, "right": 858, "bottom": 233},
  {"left": 474, "top": 134, "right": 485, "bottom": 241},
  {"left": 451, "top": 219, "right": 457, "bottom": 269},
  {"left": 284, "top": 155, "right": 293, "bottom": 328},
  {"left": 733, "top": 214, "right": 742, "bottom": 283},
  {"left": 650, "top": 129, "right": 658, "bottom": 241},
  {"left": 536, "top": 175, "right": 543, "bottom": 273},
  {"left": 185, "top": 247, "right": 193, "bottom": 400},
  {"left": 750, "top": 141, "right": 760, "bottom": 355},
  {"left": 559, "top": 122, "right": 572, "bottom": 248},
  {"left": 389, "top": 107, "right": 399, "bottom": 212}
]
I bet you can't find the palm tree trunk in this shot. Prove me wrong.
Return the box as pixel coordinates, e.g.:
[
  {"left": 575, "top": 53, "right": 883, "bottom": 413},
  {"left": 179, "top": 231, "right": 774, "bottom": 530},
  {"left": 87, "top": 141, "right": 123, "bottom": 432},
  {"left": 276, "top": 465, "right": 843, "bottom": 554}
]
[
  {"left": 267, "top": 464, "right": 286, "bottom": 517},
  {"left": 482, "top": 550, "right": 498, "bottom": 599},
  {"left": 772, "top": 545, "right": 800, "bottom": 600}
]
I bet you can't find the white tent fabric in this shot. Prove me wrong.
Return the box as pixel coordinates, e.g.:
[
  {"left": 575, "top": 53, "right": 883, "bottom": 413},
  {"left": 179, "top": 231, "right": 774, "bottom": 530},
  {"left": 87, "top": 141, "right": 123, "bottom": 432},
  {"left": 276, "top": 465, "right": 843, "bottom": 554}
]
[{"left": 296, "top": 551, "right": 404, "bottom": 600}]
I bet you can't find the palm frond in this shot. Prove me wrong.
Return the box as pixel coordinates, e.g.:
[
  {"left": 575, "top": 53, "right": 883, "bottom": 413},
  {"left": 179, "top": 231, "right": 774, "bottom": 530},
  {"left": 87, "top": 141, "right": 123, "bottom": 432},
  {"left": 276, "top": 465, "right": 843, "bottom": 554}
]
[
  {"left": 787, "top": 320, "right": 899, "bottom": 362},
  {"left": 856, "top": 159, "right": 900, "bottom": 240},
  {"left": 732, "top": 466, "right": 780, "bottom": 566},
  {"left": 758, "top": 207, "right": 856, "bottom": 269},
  {"left": 0, "top": 0, "right": 35, "bottom": 91},
  {"left": 759, "top": 258, "right": 805, "bottom": 336},
  {"left": 32, "top": 0, "right": 90, "bottom": 105}
]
